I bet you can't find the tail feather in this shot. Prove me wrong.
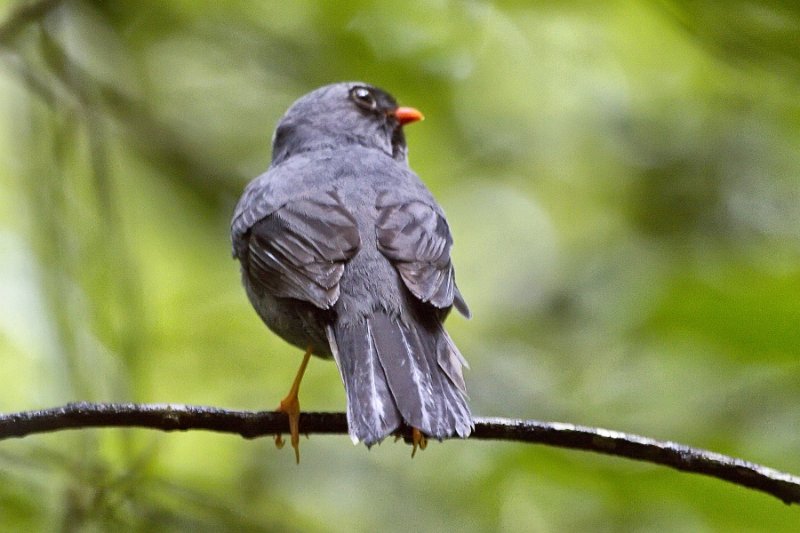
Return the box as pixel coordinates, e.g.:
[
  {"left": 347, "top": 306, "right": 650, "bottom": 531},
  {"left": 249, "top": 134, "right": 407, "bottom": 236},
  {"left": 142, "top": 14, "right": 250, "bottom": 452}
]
[
  {"left": 329, "top": 312, "right": 472, "bottom": 446},
  {"left": 431, "top": 328, "right": 472, "bottom": 437},
  {"left": 326, "top": 324, "right": 401, "bottom": 445},
  {"left": 369, "top": 313, "right": 440, "bottom": 435}
]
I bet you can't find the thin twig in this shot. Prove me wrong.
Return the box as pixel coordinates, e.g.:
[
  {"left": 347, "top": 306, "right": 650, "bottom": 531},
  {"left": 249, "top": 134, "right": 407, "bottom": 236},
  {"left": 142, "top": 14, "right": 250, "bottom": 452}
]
[{"left": 0, "top": 402, "right": 798, "bottom": 505}]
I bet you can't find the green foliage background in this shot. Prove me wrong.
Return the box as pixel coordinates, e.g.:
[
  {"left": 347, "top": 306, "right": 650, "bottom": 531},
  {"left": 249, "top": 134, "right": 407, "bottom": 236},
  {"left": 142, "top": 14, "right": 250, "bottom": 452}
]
[{"left": 1, "top": 0, "right": 799, "bottom": 530}]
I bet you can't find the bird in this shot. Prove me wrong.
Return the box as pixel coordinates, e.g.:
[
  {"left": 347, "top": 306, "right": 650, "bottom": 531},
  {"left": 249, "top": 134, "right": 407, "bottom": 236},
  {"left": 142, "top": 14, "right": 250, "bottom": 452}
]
[{"left": 231, "top": 82, "right": 472, "bottom": 461}]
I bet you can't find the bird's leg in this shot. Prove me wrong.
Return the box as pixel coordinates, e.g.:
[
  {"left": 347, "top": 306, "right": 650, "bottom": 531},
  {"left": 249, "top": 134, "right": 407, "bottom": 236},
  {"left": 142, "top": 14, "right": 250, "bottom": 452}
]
[
  {"left": 275, "top": 347, "right": 312, "bottom": 464},
  {"left": 411, "top": 427, "right": 428, "bottom": 458}
]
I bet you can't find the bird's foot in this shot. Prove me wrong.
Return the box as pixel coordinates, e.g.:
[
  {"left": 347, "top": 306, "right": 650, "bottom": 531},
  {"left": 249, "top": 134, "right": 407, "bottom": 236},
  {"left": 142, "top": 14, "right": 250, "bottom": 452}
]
[
  {"left": 411, "top": 427, "right": 428, "bottom": 458},
  {"left": 276, "top": 391, "right": 302, "bottom": 463},
  {"left": 275, "top": 347, "right": 312, "bottom": 464}
]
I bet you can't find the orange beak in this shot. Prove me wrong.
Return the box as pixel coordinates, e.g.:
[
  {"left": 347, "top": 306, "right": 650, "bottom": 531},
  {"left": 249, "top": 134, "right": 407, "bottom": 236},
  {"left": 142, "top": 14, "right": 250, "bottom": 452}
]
[{"left": 392, "top": 106, "right": 424, "bottom": 125}]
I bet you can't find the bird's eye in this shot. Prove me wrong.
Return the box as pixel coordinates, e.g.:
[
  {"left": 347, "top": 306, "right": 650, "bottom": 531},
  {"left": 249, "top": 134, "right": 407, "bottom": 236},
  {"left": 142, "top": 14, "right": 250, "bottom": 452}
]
[{"left": 350, "top": 86, "right": 377, "bottom": 111}]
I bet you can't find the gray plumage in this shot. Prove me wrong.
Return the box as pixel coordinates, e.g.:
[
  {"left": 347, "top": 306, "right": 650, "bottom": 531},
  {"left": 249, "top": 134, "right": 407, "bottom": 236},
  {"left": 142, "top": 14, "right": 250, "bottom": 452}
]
[{"left": 231, "top": 82, "right": 472, "bottom": 446}]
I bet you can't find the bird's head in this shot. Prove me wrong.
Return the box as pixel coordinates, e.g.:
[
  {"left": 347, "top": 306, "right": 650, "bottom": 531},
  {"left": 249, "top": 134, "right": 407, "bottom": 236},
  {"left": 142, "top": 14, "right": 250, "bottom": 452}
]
[{"left": 271, "top": 82, "right": 423, "bottom": 164}]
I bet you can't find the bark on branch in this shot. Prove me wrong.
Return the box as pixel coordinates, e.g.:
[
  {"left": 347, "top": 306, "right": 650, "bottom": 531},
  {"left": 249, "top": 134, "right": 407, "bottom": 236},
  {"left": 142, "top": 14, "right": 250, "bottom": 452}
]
[{"left": 1, "top": 402, "right": 798, "bottom": 505}]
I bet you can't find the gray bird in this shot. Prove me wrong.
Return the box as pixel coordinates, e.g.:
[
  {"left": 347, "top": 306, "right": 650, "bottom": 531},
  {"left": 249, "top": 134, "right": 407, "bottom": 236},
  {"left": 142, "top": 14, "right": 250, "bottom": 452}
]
[{"left": 231, "top": 82, "right": 472, "bottom": 458}]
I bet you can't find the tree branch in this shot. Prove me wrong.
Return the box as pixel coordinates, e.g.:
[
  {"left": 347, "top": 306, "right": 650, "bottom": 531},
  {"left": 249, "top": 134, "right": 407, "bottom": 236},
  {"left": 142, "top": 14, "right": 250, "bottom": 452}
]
[{"left": 1, "top": 402, "right": 798, "bottom": 505}]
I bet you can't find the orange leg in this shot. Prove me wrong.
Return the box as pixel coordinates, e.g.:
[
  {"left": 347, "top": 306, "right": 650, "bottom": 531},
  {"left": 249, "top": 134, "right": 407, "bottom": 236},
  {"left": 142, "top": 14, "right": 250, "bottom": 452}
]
[
  {"left": 411, "top": 427, "right": 428, "bottom": 458},
  {"left": 275, "top": 347, "right": 312, "bottom": 464}
]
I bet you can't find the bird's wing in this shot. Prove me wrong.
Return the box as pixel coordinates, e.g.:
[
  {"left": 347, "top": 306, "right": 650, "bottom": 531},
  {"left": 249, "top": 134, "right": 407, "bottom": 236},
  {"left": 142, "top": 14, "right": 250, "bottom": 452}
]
[
  {"left": 376, "top": 198, "right": 470, "bottom": 317},
  {"left": 242, "top": 190, "right": 361, "bottom": 309}
]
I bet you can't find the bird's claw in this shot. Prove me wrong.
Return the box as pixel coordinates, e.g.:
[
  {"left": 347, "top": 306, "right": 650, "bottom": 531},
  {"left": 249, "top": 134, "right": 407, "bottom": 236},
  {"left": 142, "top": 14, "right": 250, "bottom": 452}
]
[
  {"left": 277, "top": 393, "right": 302, "bottom": 464},
  {"left": 273, "top": 348, "right": 312, "bottom": 464},
  {"left": 411, "top": 428, "right": 428, "bottom": 458}
]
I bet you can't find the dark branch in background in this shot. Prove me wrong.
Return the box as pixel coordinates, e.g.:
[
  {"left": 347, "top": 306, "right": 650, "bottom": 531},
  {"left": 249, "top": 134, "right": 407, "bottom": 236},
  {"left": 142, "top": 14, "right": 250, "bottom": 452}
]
[
  {"left": 0, "top": 0, "right": 62, "bottom": 44},
  {"left": 1, "top": 403, "right": 798, "bottom": 505}
]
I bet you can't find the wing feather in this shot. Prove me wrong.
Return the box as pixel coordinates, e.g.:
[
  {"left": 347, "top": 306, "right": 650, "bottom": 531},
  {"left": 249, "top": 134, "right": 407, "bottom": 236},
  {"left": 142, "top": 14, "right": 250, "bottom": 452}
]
[
  {"left": 242, "top": 190, "right": 360, "bottom": 309},
  {"left": 376, "top": 200, "right": 470, "bottom": 317}
]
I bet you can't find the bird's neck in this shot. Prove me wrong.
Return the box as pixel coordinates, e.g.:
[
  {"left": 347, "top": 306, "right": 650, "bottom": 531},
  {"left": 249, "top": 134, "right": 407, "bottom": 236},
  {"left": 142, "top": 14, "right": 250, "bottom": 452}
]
[{"left": 271, "top": 122, "right": 406, "bottom": 165}]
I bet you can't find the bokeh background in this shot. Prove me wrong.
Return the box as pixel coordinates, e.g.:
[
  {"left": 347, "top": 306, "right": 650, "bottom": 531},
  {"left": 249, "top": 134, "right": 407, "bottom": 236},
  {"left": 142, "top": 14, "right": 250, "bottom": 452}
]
[{"left": 1, "top": 0, "right": 799, "bottom": 531}]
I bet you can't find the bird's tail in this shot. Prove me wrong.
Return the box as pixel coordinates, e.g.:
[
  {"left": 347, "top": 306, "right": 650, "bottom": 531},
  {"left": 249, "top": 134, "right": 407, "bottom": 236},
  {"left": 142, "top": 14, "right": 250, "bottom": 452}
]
[{"left": 327, "top": 311, "right": 472, "bottom": 446}]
